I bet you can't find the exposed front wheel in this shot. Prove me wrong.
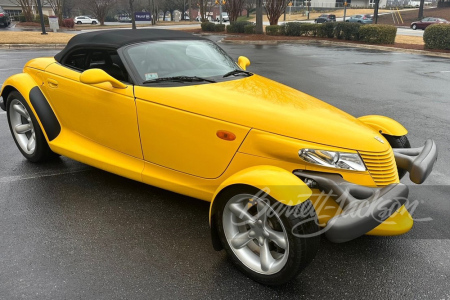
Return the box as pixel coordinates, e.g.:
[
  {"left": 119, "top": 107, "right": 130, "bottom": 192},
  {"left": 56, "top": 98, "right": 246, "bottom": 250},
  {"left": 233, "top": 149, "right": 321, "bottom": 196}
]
[
  {"left": 6, "top": 91, "right": 58, "bottom": 163},
  {"left": 383, "top": 134, "right": 411, "bottom": 180},
  {"left": 412, "top": 24, "right": 417, "bottom": 30},
  {"left": 216, "top": 186, "right": 320, "bottom": 285},
  {"left": 92, "top": 21, "right": 97, "bottom": 24}
]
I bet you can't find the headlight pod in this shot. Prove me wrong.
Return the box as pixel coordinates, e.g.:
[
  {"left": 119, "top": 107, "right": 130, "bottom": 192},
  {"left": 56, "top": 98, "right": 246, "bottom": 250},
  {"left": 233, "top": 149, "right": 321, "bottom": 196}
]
[{"left": 298, "top": 149, "right": 366, "bottom": 172}]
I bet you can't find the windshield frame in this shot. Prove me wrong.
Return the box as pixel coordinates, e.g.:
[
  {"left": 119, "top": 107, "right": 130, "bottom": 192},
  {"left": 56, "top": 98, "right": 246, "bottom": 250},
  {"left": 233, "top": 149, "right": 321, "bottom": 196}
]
[{"left": 119, "top": 39, "right": 250, "bottom": 87}]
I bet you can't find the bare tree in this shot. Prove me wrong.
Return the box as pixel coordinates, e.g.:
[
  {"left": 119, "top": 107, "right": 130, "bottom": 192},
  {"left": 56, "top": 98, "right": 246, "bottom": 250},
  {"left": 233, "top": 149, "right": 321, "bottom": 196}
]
[
  {"left": 264, "top": 0, "right": 287, "bottom": 25},
  {"left": 81, "top": 0, "right": 118, "bottom": 25},
  {"left": 128, "top": 0, "right": 137, "bottom": 29},
  {"left": 148, "top": 0, "right": 159, "bottom": 24},
  {"left": 13, "top": 0, "right": 34, "bottom": 22},
  {"left": 198, "top": 0, "right": 207, "bottom": 21},
  {"left": 224, "top": 0, "right": 245, "bottom": 22},
  {"left": 245, "top": 0, "right": 255, "bottom": 18},
  {"left": 62, "top": 0, "right": 78, "bottom": 17},
  {"left": 46, "top": 0, "right": 63, "bottom": 24}
]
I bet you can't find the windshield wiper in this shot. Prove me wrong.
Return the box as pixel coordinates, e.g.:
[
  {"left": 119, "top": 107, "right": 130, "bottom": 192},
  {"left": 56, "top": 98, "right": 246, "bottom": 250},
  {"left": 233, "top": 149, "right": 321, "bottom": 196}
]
[
  {"left": 143, "top": 76, "right": 216, "bottom": 84},
  {"left": 223, "top": 69, "right": 253, "bottom": 78}
]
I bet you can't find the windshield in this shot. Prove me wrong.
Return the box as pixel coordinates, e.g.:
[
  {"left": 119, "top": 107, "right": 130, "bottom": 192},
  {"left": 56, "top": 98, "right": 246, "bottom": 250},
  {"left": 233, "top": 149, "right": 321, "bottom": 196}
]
[{"left": 124, "top": 40, "right": 239, "bottom": 83}]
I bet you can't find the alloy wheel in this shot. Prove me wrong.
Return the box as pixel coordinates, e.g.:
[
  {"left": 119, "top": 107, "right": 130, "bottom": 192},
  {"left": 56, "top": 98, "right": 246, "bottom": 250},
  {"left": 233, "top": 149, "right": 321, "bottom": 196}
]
[
  {"left": 8, "top": 99, "right": 36, "bottom": 155},
  {"left": 222, "top": 194, "right": 289, "bottom": 275}
]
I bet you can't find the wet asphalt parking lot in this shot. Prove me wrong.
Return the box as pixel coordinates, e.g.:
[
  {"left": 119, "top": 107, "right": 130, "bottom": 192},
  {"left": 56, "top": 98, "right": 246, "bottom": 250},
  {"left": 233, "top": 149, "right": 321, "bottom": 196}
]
[{"left": 0, "top": 37, "right": 449, "bottom": 299}]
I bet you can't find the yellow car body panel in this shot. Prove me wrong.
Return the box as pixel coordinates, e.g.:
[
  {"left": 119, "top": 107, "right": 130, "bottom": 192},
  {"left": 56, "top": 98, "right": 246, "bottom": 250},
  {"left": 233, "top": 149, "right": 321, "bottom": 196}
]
[
  {"left": 358, "top": 115, "right": 408, "bottom": 136},
  {"left": 135, "top": 98, "right": 250, "bottom": 179},
  {"left": 212, "top": 165, "right": 312, "bottom": 205},
  {"left": 239, "top": 129, "right": 380, "bottom": 186},
  {"left": 134, "top": 75, "right": 388, "bottom": 152},
  {"left": 0, "top": 73, "right": 50, "bottom": 139},
  {"left": 42, "top": 63, "right": 143, "bottom": 159}
]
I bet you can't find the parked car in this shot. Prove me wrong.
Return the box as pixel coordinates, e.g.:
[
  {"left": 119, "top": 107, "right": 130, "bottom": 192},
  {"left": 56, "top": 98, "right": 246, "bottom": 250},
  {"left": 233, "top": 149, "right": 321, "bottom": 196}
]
[
  {"left": 346, "top": 14, "right": 373, "bottom": 24},
  {"left": 74, "top": 16, "right": 99, "bottom": 25},
  {"left": 315, "top": 14, "right": 336, "bottom": 23},
  {"left": 0, "top": 6, "right": 11, "bottom": 28},
  {"left": 0, "top": 29, "right": 437, "bottom": 286},
  {"left": 411, "top": 17, "right": 449, "bottom": 30},
  {"left": 216, "top": 12, "right": 229, "bottom": 22}
]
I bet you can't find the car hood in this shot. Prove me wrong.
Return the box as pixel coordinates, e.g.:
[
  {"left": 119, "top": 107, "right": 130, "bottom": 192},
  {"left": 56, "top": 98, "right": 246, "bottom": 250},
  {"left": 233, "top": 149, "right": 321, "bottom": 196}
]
[{"left": 134, "top": 74, "right": 388, "bottom": 152}]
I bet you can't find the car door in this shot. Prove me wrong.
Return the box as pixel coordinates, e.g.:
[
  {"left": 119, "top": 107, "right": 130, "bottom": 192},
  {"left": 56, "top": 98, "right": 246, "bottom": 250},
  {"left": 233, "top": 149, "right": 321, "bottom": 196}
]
[
  {"left": 418, "top": 17, "right": 429, "bottom": 29},
  {"left": 127, "top": 41, "right": 250, "bottom": 179},
  {"left": 41, "top": 48, "right": 143, "bottom": 159}
]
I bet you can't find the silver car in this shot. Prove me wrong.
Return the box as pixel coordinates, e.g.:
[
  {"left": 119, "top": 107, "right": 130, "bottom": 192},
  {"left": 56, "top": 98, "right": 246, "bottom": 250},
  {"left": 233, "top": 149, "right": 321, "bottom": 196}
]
[{"left": 346, "top": 14, "right": 373, "bottom": 24}]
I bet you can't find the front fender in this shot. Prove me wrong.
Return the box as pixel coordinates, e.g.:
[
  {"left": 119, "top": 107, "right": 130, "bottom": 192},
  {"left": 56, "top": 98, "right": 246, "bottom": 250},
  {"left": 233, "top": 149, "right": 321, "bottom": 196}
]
[
  {"left": 210, "top": 166, "right": 312, "bottom": 224},
  {"left": 358, "top": 115, "right": 408, "bottom": 136},
  {"left": 208, "top": 166, "right": 312, "bottom": 251},
  {"left": 1, "top": 73, "right": 39, "bottom": 103},
  {"left": 1, "top": 73, "right": 61, "bottom": 141}
]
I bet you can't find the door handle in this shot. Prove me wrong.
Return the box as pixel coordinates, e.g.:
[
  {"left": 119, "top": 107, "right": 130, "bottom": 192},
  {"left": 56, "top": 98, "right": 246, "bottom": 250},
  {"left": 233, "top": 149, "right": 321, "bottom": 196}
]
[{"left": 47, "top": 79, "right": 59, "bottom": 88}]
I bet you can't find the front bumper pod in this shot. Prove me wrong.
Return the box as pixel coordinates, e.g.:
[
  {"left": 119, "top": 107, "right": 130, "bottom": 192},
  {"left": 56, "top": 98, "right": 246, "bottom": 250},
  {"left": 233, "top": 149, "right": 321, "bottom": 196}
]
[
  {"left": 394, "top": 139, "right": 438, "bottom": 184},
  {"left": 294, "top": 171, "right": 409, "bottom": 243}
]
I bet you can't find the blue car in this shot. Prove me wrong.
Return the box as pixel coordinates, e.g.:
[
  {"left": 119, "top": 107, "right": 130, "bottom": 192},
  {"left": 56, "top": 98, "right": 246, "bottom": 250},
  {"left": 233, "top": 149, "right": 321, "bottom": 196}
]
[{"left": 346, "top": 14, "right": 373, "bottom": 24}]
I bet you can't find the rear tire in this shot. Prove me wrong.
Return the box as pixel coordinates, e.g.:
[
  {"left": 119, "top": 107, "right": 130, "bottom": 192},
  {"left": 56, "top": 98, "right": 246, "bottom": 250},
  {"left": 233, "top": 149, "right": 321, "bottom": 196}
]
[
  {"left": 383, "top": 134, "right": 411, "bottom": 180},
  {"left": 216, "top": 185, "right": 320, "bottom": 286},
  {"left": 6, "top": 91, "right": 58, "bottom": 163},
  {"left": 77, "top": 21, "right": 82, "bottom": 24}
]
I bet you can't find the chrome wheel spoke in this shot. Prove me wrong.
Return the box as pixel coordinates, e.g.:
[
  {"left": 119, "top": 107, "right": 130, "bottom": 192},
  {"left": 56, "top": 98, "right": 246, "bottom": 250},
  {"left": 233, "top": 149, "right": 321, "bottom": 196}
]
[
  {"left": 229, "top": 203, "right": 255, "bottom": 224},
  {"left": 13, "top": 104, "right": 29, "bottom": 118},
  {"left": 256, "top": 199, "right": 268, "bottom": 224},
  {"left": 266, "top": 227, "right": 288, "bottom": 250},
  {"left": 230, "top": 231, "right": 253, "bottom": 249},
  {"left": 26, "top": 135, "right": 35, "bottom": 151},
  {"left": 259, "top": 239, "right": 275, "bottom": 272},
  {"left": 15, "top": 123, "right": 32, "bottom": 134}
]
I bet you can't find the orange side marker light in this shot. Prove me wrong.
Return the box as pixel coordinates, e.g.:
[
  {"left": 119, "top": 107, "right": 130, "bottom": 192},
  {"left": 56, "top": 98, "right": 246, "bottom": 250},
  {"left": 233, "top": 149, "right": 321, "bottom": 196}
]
[{"left": 216, "top": 130, "right": 236, "bottom": 141}]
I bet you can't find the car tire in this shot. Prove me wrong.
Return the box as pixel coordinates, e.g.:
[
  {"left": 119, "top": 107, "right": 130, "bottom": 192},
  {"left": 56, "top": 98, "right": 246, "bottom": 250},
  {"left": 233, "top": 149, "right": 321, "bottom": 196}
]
[
  {"left": 92, "top": 21, "right": 97, "bottom": 24},
  {"left": 76, "top": 21, "right": 82, "bottom": 24},
  {"left": 383, "top": 134, "right": 411, "bottom": 180},
  {"left": 215, "top": 185, "right": 320, "bottom": 286},
  {"left": 412, "top": 24, "right": 417, "bottom": 30},
  {"left": 6, "top": 91, "right": 58, "bottom": 163}
]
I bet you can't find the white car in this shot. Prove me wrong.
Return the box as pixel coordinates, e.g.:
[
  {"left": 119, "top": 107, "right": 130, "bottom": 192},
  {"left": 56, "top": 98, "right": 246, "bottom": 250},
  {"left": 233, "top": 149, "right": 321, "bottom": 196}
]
[
  {"left": 216, "top": 13, "right": 229, "bottom": 22},
  {"left": 74, "top": 16, "right": 99, "bottom": 25}
]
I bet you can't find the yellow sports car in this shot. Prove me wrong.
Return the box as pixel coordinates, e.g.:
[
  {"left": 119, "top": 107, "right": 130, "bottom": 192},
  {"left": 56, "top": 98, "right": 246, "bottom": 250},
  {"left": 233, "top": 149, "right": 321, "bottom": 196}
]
[{"left": 0, "top": 30, "right": 438, "bottom": 285}]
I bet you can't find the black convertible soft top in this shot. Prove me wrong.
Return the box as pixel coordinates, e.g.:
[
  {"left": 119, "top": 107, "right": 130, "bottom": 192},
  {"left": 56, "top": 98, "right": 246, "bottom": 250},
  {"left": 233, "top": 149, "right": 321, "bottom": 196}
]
[{"left": 54, "top": 29, "right": 205, "bottom": 62}]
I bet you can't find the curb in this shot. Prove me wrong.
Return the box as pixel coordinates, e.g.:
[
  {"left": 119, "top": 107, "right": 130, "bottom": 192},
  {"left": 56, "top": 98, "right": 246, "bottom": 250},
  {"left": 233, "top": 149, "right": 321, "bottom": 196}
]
[
  {"left": 0, "top": 44, "right": 67, "bottom": 50},
  {"left": 220, "top": 38, "right": 450, "bottom": 59}
]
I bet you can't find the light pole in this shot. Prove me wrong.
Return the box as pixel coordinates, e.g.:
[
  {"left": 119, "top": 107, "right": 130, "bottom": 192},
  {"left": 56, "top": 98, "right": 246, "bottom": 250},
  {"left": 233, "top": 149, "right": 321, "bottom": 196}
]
[{"left": 36, "top": 0, "right": 47, "bottom": 35}]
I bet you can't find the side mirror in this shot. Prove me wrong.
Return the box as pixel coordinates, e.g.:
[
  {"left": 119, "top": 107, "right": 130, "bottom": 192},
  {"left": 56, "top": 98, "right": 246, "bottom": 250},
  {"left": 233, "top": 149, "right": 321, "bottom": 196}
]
[
  {"left": 238, "top": 56, "right": 251, "bottom": 71},
  {"left": 80, "top": 69, "right": 127, "bottom": 89}
]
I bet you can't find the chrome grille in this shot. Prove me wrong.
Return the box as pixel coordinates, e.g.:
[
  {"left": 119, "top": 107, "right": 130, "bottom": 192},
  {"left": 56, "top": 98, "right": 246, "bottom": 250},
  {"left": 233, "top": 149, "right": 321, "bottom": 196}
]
[{"left": 359, "top": 148, "right": 399, "bottom": 186}]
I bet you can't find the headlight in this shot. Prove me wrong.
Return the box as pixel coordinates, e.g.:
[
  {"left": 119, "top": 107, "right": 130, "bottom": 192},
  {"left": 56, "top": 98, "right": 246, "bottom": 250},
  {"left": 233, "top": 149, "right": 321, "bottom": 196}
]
[{"left": 298, "top": 149, "right": 366, "bottom": 171}]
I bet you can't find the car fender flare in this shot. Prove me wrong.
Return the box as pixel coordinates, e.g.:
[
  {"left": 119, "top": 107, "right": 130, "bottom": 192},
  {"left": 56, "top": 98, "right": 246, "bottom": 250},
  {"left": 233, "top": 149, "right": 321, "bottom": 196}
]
[
  {"left": 358, "top": 115, "right": 408, "bottom": 137},
  {"left": 208, "top": 166, "right": 312, "bottom": 250},
  {"left": 1, "top": 73, "right": 61, "bottom": 141}
]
